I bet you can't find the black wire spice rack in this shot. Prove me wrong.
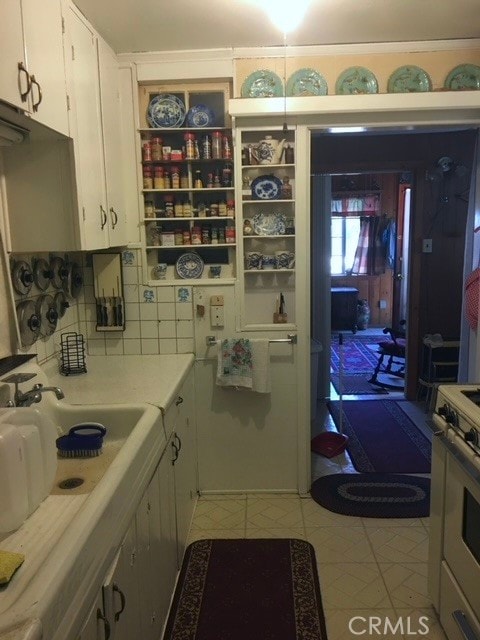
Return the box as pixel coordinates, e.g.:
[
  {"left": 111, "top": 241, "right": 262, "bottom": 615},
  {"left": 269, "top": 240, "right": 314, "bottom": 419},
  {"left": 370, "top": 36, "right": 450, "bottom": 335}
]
[{"left": 60, "top": 332, "right": 87, "bottom": 375}]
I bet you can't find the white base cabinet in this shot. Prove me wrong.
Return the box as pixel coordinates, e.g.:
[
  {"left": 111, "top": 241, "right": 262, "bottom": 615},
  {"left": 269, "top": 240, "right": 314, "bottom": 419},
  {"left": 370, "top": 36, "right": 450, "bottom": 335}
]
[{"left": 77, "top": 369, "right": 197, "bottom": 640}]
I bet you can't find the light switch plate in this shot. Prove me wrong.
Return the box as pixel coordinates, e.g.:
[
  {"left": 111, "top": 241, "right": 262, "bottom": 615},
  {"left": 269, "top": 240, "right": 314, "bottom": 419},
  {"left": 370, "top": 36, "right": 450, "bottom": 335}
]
[{"left": 422, "top": 239, "right": 433, "bottom": 253}]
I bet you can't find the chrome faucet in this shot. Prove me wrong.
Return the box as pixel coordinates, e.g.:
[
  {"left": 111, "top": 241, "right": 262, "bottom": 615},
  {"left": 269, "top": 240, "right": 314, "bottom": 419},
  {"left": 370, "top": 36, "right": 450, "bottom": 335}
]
[
  {"left": 1, "top": 373, "right": 65, "bottom": 407},
  {"left": 15, "top": 383, "right": 65, "bottom": 407}
]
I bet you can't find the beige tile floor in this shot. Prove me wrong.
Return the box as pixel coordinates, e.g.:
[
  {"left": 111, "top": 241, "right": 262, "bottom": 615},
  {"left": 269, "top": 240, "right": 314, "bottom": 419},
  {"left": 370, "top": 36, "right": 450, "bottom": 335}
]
[{"left": 187, "top": 398, "right": 446, "bottom": 639}]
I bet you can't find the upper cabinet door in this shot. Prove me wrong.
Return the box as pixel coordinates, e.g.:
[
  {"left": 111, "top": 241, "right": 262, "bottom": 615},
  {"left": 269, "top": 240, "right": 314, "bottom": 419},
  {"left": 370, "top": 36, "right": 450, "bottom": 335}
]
[
  {"left": 21, "top": 0, "right": 69, "bottom": 135},
  {"left": 97, "top": 38, "right": 128, "bottom": 247},
  {"left": 0, "top": 0, "right": 28, "bottom": 110},
  {"left": 65, "top": 6, "right": 108, "bottom": 250}
]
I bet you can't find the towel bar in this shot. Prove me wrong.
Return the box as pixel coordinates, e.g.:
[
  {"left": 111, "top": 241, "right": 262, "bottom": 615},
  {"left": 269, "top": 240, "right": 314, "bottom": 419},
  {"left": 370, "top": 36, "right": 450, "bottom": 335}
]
[{"left": 205, "top": 334, "right": 297, "bottom": 346}]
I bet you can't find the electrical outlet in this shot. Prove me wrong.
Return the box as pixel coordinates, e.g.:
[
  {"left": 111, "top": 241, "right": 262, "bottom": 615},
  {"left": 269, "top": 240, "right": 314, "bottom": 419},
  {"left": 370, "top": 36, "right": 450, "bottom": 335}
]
[
  {"left": 422, "top": 239, "right": 433, "bottom": 253},
  {"left": 210, "top": 305, "right": 224, "bottom": 327},
  {"left": 210, "top": 295, "right": 224, "bottom": 306}
]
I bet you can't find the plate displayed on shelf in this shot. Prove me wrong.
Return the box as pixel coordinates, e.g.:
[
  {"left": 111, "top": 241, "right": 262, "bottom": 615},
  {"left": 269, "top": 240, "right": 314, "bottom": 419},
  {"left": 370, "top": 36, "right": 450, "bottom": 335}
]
[
  {"left": 186, "top": 104, "right": 215, "bottom": 127},
  {"left": 147, "top": 94, "right": 186, "bottom": 128},
  {"left": 175, "top": 252, "right": 204, "bottom": 279},
  {"left": 387, "top": 66, "right": 432, "bottom": 93},
  {"left": 251, "top": 174, "right": 283, "bottom": 200},
  {"left": 444, "top": 64, "right": 480, "bottom": 91},
  {"left": 286, "top": 68, "right": 328, "bottom": 96},
  {"left": 241, "top": 70, "right": 284, "bottom": 98},
  {"left": 335, "top": 67, "right": 378, "bottom": 95},
  {"left": 252, "top": 212, "right": 286, "bottom": 236}
]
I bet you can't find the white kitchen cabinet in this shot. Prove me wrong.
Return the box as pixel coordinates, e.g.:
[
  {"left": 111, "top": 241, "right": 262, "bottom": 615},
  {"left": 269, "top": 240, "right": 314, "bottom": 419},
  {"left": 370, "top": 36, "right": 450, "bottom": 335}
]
[
  {"left": 75, "top": 592, "right": 106, "bottom": 640},
  {"left": 64, "top": 4, "right": 126, "bottom": 250},
  {"left": 0, "top": 0, "right": 68, "bottom": 136}
]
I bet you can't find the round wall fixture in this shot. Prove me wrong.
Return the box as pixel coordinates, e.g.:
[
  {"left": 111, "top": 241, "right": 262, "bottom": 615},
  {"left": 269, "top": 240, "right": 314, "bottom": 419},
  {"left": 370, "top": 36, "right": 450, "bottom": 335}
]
[
  {"left": 16, "top": 299, "right": 41, "bottom": 346},
  {"left": 54, "top": 291, "right": 70, "bottom": 318},
  {"left": 36, "top": 294, "right": 58, "bottom": 336},
  {"left": 11, "top": 260, "right": 34, "bottom": 295},
  {"left": 50, "top": 256, "right": 69, "bottom": 289},
  {"left": 33, "top": 258, "right": 53, "bottom": 291}
]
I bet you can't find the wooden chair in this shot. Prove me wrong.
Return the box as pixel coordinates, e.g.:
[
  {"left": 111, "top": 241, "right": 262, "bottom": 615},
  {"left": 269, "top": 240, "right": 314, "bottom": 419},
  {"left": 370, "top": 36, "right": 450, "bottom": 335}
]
[{"left": 369, "top": 324, "right": 406, "bottom": 386}]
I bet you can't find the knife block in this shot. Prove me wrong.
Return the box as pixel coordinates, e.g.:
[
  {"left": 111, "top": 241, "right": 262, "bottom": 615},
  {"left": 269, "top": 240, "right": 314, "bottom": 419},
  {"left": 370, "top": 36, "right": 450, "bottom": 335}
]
[{"left": 92, "top": 253, "right": 125, "bottom": 331}]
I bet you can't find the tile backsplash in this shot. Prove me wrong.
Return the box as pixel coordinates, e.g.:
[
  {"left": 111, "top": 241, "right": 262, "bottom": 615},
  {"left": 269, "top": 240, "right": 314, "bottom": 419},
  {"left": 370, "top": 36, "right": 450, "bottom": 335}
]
[{"left": 6, "top": 248, "right": 195, "bottom": 367}]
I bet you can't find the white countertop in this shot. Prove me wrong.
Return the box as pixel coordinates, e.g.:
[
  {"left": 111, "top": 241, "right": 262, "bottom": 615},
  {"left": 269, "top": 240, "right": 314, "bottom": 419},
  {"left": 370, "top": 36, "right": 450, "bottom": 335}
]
[{"left": 43, "top": 354, "right": 194, "bottom": 410}]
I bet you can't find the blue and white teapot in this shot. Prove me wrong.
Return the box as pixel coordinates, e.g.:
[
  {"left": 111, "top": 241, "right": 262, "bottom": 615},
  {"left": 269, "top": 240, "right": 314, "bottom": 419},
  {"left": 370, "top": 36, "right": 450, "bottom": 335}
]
[{"left": 251, "top": 135, "right": 285, "bottom": 165}]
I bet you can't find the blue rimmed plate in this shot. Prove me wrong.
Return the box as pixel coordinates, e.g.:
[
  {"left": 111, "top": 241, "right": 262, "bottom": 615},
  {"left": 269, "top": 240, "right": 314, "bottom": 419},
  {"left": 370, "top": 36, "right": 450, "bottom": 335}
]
[
  {"left": 336, "top": 67, "right": 378, "bottom": 95},
  {"left": 147, "top": 94, "right": 186, "bottom": 128},
  {"left": 286, "top": 68, "right": 328, "bottom": 96},
  {"left": 251, "top": 174, "right": 283, "bottom": 200},
  {"left": 186, "top": 104, "right": 215, "bottom": 127},
  {"left": 445, "top": 64, "right": 480, "bottom": 90},
  {"left": 252, "top": 212, "right": 286, "bottom": 235},
  {"left": 175, "top": 253, "right": 204, "bottom": 279},
  {"left": 387, "top": 66, "right": 432, "bottom": 93},
  {"left": 241, "top": 70, "right": 284, "bottom": 98}
]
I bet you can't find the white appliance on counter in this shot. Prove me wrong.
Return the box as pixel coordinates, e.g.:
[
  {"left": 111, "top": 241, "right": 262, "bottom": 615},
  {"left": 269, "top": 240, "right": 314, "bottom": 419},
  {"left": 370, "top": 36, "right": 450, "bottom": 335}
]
[{"left": 429, "top": 384, "right": 480, "bottom": 640}]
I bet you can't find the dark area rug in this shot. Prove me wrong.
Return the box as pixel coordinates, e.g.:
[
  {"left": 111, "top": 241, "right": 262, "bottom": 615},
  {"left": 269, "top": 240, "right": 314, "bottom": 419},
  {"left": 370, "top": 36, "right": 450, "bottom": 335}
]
[
  {"left": 327, "top": 400, "right": 431, "bottom": 473},
  {"left": 330, "top": 373, "right": 388, "bottom": 395},
  {"left": 331, "top": 336, "right": 380, "bottom": 374},
  {"left": 164, "top": 538, "right": 328, "bottom": 640},
  {"left": 311, "top": 473, "right": 430, "bottom": 518}
]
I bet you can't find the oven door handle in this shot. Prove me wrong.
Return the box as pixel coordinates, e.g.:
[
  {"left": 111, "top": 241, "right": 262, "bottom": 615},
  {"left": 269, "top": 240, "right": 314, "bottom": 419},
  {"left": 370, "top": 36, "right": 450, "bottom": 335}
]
[
  {"left": 435, "top": 432, "right": 480, "bottom": 486},
  {"left": 453, "top": 610, "right": 480, "bottom": 640}
]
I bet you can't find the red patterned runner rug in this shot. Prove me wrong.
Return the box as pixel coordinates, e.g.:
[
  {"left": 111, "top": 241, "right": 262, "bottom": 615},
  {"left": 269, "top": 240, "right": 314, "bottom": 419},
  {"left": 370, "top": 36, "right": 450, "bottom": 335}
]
[{"left": 163, "top": 538, "right": 328, "bottom": 640}]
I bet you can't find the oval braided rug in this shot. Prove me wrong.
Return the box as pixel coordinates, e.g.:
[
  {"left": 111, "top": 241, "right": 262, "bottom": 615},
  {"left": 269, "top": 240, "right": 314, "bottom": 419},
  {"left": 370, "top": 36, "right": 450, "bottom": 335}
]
[{"left": 311, "top": 473, "right": 430, "bottom": 518}]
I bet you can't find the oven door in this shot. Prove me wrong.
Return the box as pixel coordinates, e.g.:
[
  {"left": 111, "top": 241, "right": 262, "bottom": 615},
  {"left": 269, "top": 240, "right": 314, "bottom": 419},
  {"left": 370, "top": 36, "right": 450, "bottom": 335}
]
[{"left": 443, "top": 433, "right": 480, "bottom": 617}]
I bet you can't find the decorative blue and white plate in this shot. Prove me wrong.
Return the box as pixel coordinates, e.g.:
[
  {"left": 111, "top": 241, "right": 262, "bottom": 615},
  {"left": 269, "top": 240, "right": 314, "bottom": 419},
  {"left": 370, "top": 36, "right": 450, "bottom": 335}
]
[
  {"left": 444, "top": 64, "right": 480, "bottom": 91},
  {"left": 286, "top": 68, "right": 328, "bottom": 96},
  {"left": 387, "top": 66, "right": 432, "bottom": 93},
  {"left": 241, "top": 70, "right": 284, "bottom": 98},
  {"left": 175, "top": 252, "right": 204, "bottom": 279},
  {"left": 336, "top": 67, "right": 378, "bottom": 95},
  {"left": 252, "top": 212, "right": 286, "bottom": 236},
  {"left": 186, "top": 104, "right": 215, "bottom": 127},
  {"left": 147, "top": 94, "right": 186, "bottom": 128},
  {"left": 251, "top": 174, "right": 283, "bottom": 200}
]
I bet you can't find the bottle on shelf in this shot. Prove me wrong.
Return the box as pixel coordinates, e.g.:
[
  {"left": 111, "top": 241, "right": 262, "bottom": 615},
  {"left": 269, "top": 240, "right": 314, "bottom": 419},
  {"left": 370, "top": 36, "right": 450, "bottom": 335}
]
[
  {"left": 143, "top": 166, "right": 153, "bottom": 189},
  {"left": 164, "top": 195, "right": 174, "bottom": 218},
  {"left": 171, "top": 166, "right": 180, "bottom": 189},
  {"left": 194, "top": 170, "right": 203, "bottom": 188},
  {"left": 163, "top": 169, "right": 171, "bottom": 189},
  {"left": 212, "top": 131, "right": 222, "bottom": 159},
  {"left": 180, "top": 171, "right": 189, "bottom": 189},
  {"left": 151, "top": 137, "right": 162, "bottom": 161},
  {"left": 183, "top": 200, "right": 192, "bottom": 217},
  {"left": 174, "top": 200, "right": 183, "bottom": 218},
  {"left": 202, "top": 134, "right": 212, "bottom": 160},
  {"left": 144, "top": 200, "right": 154, "bottom": 218},
  {"left": 142, "top": 139, "right": 152, "bottom": 162},
  {"left": 281, "top": 176, "right": 292, "bottom": 199},
  {"left": 213, "top": 169, "right": 221, "bottom": 188},
  {"left": 222, "top": 164, "right": 232, "bottom": 187},
  {"left": 222, "top": 135, "right": 232, "bottom": 159},
  {"left": 184, "top": 132, "right": 195, "bottom": 160},
  {"left": 154, "top": 166, "right": 165, "bottom": 189},
  {"left": 284, "top": 143, "right": 294, "bottom": 164},
  {"left": 227, "top": 199, "right": 235, "bottom": 218}
]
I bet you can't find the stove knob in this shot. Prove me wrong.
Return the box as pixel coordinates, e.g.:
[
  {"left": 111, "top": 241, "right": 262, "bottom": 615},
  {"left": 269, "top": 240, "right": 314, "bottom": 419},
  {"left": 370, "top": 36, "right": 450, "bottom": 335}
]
[{"left": 465, "top": 429, "right": 478, "bottom": 446}]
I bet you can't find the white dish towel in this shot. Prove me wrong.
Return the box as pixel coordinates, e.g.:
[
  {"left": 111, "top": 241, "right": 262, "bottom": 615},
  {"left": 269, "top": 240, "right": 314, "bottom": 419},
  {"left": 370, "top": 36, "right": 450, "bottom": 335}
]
[{"left": 216, "top": 338, "right": 270, "bottom": 393}]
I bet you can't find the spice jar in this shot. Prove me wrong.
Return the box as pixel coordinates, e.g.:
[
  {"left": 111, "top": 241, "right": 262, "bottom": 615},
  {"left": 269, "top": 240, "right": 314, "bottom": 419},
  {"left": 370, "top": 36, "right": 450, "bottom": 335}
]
[
  {"left": 182, "top": 229, "right": 191, "bottom": 245},
  {"left": 218, "top": 227, "right": 226, "bottom": 244},
  {"left": 202, "top": 134, "right": 212, "bottom": 160},
  {"left": 226, "top": 227, "right": 236, "bottom": 244},
  {"left": 144, "top": 200, "right": 155, "bottom": 218},
  {"left": 222, "top": 164, "right": 232, "bottom": 187},
  {"left": 151, "top": 137, "right": 162, "bottom": 161},
  {"left": 213, "top": 169, "right": 221, "bottom": 188},
  {"left": 180, "top": 171, "right": 189, "bottom": 189},
  {"left": 153, "top": 166, "right": 164, "bottom": 189},
  {"left": 143, "top": 166, "right": 153, "bottom": 189},
  {"left": 194, "top": 170, "right": 203, "bottom": 189},
  {"left": 183, "top": 200, "right": 192, "bottom": 217},
  {"left": 226, "top": 200, "right": 235, "bottom": 217},
  {"left": 163, "top": 170, "right": 171, "bottom": 189},
  {"left": 174, "top": 201, "right": 183, "bottom": 218},
  {"left": 211, "top": 227, "right": 218, "bottom": 244},
  {"left": 164, "top": 195, "right": 174, "bottom": 218},
  {"left": 201, "top": 227, "right": 210, "bottom": 244},
  {"left": 210, "top": 204, "right": 219, "bottom": 217},
  {"left": 174, "top": 229, "right": 183, "bottom": 245},
  {"left": 142, "top": 139, "right": 152, "bottom": 162},
  {"left": 191, "top": 226, "right": 201, "bottom": 245},
  {"left": 211, "top": 131, "right": 222, "bottom": 159},
  {"left": 218, "top": 200, "right": 227, "bottom": 217},
  {"left": 197, "top": 202, "right": 207, "bottom": 218},
  {"left": 171, "top": 166, "right": 180, "bottom": 189},
  {"left": 206, "top": 172, "right": 213, "bottom": 188}
]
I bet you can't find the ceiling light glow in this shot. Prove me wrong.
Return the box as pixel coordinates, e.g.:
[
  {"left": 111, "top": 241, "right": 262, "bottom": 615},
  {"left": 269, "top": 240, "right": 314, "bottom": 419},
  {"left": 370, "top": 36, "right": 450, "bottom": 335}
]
[{"left": 243, "top": 0, "right": 311, "bottom": 33}]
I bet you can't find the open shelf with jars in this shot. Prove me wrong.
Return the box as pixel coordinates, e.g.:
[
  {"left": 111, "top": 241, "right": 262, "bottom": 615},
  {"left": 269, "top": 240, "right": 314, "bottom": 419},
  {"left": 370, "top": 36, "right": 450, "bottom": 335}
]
[
  {"left": 138, "top": 81, "right": 236, "bottom": 285},
  {"left": 236, "top": 127, "right": 297, "bottom": 329}
]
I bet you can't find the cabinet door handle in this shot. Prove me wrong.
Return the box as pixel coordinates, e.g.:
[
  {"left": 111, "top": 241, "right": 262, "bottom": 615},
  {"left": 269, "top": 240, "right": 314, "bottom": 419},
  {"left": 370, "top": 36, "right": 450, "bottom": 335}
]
[
  {"left": 175, "top": 434, "right": 182, "bottom": 453},
  {"left": 110, "top": 207, "right": 118, "bottom": 229},
  {"left": 175, "top": 396, "right": 184, "bottom": 406},
  {"left": 171, "top": 440, "right": 179, "bottom": 464},
  {"left": 30, "top": 75, "right": 42, "bottom": 111},
  {"left": 113, "top": 583, "right": 126, "bottom": 622},
  {"left": 18, "top": 61, "right": 31, "bottom": 101},
  {"left": 452, "top": 610, "right": 479, "bottom": 640},
  {"left": 96, "top": 608, "right": 111, "bottom": 640},
  {"left": 100, "top": 205, "right": 108, "bottom": 230}
]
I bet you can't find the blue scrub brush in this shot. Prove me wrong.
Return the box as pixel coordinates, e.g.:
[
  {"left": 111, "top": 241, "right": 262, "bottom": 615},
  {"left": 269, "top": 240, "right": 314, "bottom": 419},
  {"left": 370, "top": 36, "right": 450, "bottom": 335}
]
[{"left": 56, "top": 424, "right": 107, "bottom": 458}]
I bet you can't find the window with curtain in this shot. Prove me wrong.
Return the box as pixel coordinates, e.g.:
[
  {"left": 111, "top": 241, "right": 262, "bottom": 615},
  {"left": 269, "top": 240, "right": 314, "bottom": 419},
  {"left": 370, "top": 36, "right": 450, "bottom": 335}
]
[{"left": 331, "top": 216, "right": 361, "bottom": 275}]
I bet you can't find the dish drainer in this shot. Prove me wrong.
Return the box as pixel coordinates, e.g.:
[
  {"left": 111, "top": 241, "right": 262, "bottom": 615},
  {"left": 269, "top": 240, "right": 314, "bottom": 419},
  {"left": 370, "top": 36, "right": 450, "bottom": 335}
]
[{"left": 60, "top": 332, "right": 87, "bottom": 375}]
